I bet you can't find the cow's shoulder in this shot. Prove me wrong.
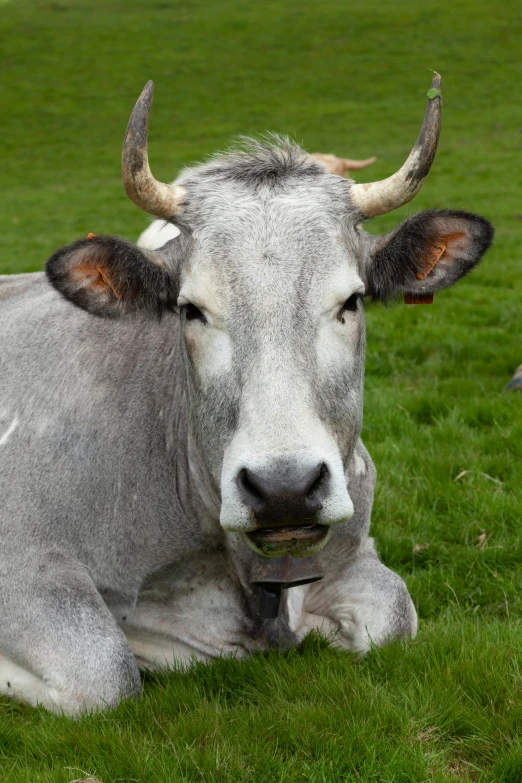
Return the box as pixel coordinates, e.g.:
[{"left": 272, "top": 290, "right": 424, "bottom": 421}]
[{"left": 0, "top": 271, "right": 48, "bottom": 302}]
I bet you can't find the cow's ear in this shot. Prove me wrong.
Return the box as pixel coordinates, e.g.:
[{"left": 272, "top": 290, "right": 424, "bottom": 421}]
[
  {"left": 46, "top": 234, "right": 181, "bottom": 317},
  {"left": 366, "top": 210, "right": 494, "bottom": 303}
]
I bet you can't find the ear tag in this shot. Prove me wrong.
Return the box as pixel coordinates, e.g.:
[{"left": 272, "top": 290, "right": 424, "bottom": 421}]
[
  {"left": 416, "top": 242, "right": 446, "bottom": 280},
  {"left": 404, "top": 241, "right": 446, "bottom": 305},
  {"left": 95, "top": 266, "right": 121, "bottom": 299},
  {"left": 404, "top": 292, "right": 434, "bottom": 305},
  {"left": 85, "top": 233, "right": 120, "bottom": 299}
]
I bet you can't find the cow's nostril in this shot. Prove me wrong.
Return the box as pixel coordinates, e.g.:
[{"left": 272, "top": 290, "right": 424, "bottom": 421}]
[
  {"left": 237, "top": 468, "right": 265, "bottom": 510},
  {"left": 306, "top": 462, "right": 329, "bottom": 501}
]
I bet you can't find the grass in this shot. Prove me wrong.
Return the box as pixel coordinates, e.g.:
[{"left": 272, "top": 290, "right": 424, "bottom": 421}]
[
  {"left": 2, "top": 624, "right": 522, "bottom": 783},
  {"left": 0, "top": 0, "right": 521, "bottom": 780}
]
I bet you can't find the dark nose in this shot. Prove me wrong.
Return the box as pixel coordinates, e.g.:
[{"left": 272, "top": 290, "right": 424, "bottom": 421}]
[{"left": 236, "top": 460, "right": 329, "bottom": 526}]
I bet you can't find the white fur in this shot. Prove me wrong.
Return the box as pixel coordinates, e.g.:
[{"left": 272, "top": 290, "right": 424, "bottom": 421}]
[
  {"left": 195, "top": 329, "right": 234, "bottom": 385},
  {"left": 304, "top": 541, "right": 418, "bottom": 652},
  {"left": 115, "top": 551, "right": 250, "bottom": 669},
  {"left": 353, "top": 452, "right": 367, "bottom": 476},
  {"left": 316, "top": 265, "right": 365, "bottom": 373},
  {"left": 0, "top": 414, "right": 19, "bottom": 446},
  {"left": 137, "top": 220, "right": 180, "bottom": 250},
  {"left": 0, "top": 653, "right": 89, "bottom": 715},
  {"left": 0, "top": 654, "right": 56, "bottom": 710}
]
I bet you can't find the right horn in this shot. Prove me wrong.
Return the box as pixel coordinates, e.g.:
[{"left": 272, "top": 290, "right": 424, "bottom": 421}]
[{"left": 350, "top": 73, "right": 442, "bottom": 218}]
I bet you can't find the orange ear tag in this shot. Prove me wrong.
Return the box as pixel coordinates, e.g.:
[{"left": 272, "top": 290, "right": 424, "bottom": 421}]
[
  {"left": 404, "top": 242, "right": 446, "bottom": 305},
  {"left": 86, "top": 233, "right": 120, "bottom": 299},
  {"left": 416, "top": 243, "right": 446, "bottom": 280},
  {"left": 95, "top": 266, "right": 121, "bottom": 299}
]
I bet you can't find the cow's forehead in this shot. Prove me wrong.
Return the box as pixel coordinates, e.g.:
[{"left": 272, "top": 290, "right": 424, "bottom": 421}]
[{"left": 179, "top": 180, "right": 363, "bottom": 315}]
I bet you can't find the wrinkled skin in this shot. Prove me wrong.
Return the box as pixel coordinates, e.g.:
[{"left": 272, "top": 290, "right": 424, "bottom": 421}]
[{"left": 0, "top": 141, "right": 493, "bottom": 715}]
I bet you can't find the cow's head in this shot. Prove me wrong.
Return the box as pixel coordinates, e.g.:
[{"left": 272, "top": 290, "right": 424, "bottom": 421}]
[{"left": 47, "top": 77, "right": 493, "bottom": 559}]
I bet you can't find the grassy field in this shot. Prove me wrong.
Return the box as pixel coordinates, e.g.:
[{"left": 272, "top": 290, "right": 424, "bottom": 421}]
[{"left": 1, "top": 0, "right": 522, "bottom": 780}]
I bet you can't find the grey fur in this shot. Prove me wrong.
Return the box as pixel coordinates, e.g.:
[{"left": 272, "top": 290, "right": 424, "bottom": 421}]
[{"left": 0, "top": 139, "right": 492, "bottom": 714}]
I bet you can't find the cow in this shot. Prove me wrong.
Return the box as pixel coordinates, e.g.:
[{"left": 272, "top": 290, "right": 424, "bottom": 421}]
[
  {"left": 0, "top": 74, "right": 493, "bottom": 715},
  {"left": 507, "top": 365, "right": 522, "bottom": 389}
]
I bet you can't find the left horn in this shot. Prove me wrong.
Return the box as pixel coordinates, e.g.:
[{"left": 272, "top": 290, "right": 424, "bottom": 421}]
[
  {"left": 122, "top": 81, "right": 185, "bottom": 219},
  {"left": 350, "top": 73, "right": 442, "bottom": 218},
  {"left": 308, "top": 153, "right": 376, "bottom": 176}
]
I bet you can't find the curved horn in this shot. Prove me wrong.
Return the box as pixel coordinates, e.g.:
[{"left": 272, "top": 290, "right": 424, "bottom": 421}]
[
  {"left": 308, "top": 153, "right": 376, "bottom": 176},
  {"left": 122, "top": 81, "right": 185, "bottom": 219},
  {"left": 350, "top": 73, "right": 442, "bottom": 218}
]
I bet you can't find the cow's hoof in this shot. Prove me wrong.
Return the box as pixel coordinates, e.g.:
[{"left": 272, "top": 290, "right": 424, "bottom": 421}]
[{"left": 506, "top": 365, "right": 522, "bottom": 390}]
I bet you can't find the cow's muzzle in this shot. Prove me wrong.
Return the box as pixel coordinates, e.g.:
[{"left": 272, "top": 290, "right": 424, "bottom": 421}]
[
  {"left": 220, "top": 447, "right": 354, "bottom": 536},
  {"left": 236, "top": 460, "right": 332, "bottom": 557},
  {"left": 237, "top": 460, "right": 329, "bottom": 523}
]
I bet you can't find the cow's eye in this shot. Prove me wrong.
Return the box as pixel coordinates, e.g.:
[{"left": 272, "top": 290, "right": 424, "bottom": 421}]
[
  {"left": 337, "top": 294, "right": 360, "bottom": 324},
  {"left": 182, "top": 303, "right": 207, "bottom": 323}
]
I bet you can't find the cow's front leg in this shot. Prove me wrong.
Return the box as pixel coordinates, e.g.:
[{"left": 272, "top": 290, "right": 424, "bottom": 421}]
[
  {"left": 302, "top": 542, "right": 417, "bottom": 653},
  {"left": 0, "top": 548, "right": 141, "bottom": 715}
]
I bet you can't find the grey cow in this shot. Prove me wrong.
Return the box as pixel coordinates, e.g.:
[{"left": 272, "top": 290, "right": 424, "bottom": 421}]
[
  {"left": 507, "top": 365, "right": 522, "bottom": 389},
  {"left": 0, "top": 75, "right": 493, "bottom": 715}
]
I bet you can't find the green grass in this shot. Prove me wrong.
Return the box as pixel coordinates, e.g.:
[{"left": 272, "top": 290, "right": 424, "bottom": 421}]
[
  {"left": 1, "top": 0, "right": 521, "bottom": 780},
  {"left": 2, "top": 624, "right": 522, "bottom": 783}
]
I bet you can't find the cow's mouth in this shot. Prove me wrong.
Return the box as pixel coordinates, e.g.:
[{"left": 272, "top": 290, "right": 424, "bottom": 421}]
[{"left": 246, "top": 523, "right": 330, "bottom": 558}]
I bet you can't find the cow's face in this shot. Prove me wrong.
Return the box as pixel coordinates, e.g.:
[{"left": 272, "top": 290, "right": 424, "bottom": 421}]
[
  {"left": 47, "top": 82, "right": 493, "bottom": 559},
  {"left": 176, "top": 159, "right": 366, "bottom": 555}
]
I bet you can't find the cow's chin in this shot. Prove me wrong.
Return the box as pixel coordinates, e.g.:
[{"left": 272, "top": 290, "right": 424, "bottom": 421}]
[{"left": 244, "top": 524, "right": 331, "bottom": 559}]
